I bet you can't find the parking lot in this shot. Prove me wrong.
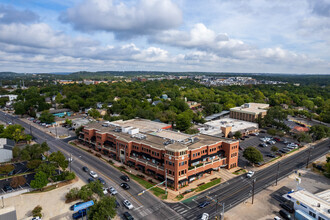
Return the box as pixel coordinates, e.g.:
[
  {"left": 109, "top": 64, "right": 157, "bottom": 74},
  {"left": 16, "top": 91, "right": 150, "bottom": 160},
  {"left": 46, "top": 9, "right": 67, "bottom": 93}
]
[{"left": 238, "top": 132, "right": 298, "bottom": 166}]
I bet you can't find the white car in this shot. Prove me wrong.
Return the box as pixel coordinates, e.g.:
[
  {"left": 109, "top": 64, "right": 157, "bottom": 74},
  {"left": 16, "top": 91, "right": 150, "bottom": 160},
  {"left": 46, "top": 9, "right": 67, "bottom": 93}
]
[
  {"left": 102, "top": 188, "right": 108, "bottom": 195},
  {"left": 247, "top": 171, "right": 255, "bottom": 178},
  {"left": 108, "top": 186, "right": 118, "bottom": 195},
  {"left": 201, "top": 213, "right": 209, "bottom": 220},
  {"left": 89, "top": 171, "right": 98, "bottom": 178},
  {"left": 123, "top": 199, "right": 134, "bottom": 210}
]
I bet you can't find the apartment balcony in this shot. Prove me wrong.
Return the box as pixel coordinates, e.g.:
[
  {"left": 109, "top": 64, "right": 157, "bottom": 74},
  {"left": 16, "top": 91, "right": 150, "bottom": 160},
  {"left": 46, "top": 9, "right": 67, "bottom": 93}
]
[
  {"left": 129, "top": 157, "right": 164, "bottom": 171},
  {"left": 187, "top": 157, "right": 227, "bottom": 176}
]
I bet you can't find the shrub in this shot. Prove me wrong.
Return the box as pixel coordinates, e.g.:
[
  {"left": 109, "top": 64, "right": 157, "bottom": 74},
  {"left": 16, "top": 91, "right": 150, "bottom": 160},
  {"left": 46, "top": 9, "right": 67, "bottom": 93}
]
[
  {"left": 137, "top": 174, "right": 145, "bottom": 179},
  {"left": 0, "top": 164, "right": 15, "bottom": 174},
  {"left": 95, "top": 153, "right": 101, "bottom": 158},
  {"left": 65, "top": 171, "right": 76, "bottom": 181},
  {"left": 32, "top": 205, "right": 42, "bottom": 217},
  {"left": 66, "top": 187, "right": 80, "bottom": 202},
  {"left": 10, "top": 176, "right": 27, "bottom": 188},
  {"left": 148, "top": 179, "right": 154, "bottom": 183},
  {"left": 108, "top": 159, "right": 114, "bottom": 164},
  {"left": 119, "top": 165, "right": 126, "bottom": 170},
  {"left": 87, "top": 149, "right": 93, "bottom": 153},
  {"left": 27, "top": 160, "right": 42, "bottom": 170}
]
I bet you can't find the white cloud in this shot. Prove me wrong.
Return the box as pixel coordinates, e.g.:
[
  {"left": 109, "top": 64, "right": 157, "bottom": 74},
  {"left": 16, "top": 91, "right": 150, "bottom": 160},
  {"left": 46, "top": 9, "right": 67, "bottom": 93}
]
[{"left": 60, "top": 0, "right": 182, "bottom": 39}]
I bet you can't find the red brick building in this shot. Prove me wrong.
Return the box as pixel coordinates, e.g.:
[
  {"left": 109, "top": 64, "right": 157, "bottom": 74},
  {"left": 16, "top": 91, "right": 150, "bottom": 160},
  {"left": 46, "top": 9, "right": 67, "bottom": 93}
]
[{"left": 79, "top": 119, "right": 239, "bottom": 191}]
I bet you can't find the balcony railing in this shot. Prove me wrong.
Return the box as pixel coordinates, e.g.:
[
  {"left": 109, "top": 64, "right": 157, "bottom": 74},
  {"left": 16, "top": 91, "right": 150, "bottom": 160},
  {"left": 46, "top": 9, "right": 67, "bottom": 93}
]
[{"left": 129, "top": 157, "right": 164, "bottom": 171}]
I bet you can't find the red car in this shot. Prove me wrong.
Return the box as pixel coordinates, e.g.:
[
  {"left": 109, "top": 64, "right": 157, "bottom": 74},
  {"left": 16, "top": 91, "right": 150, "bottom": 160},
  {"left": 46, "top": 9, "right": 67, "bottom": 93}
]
[{"left": 274, "top": 137, "right": 281, "bottom": 142}]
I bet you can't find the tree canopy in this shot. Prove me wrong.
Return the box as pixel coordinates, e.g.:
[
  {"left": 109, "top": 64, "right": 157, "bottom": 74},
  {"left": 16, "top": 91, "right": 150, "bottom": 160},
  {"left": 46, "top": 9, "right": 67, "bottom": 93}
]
[{"left": 243, "top": 147, "right": 264, "bottom": 164}]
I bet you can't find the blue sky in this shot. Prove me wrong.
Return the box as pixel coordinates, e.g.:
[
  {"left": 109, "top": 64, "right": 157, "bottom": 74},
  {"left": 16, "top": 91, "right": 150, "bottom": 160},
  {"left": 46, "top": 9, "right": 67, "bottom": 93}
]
[{"left": 0, "top": 0, "right": 329, "bottom": 74}]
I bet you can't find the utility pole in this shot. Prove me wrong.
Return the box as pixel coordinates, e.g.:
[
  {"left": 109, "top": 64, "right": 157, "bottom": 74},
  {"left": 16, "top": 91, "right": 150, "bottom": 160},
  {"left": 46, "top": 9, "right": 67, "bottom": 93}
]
[
  {"left": 69, "top": 153, "right": 72, "bottom": 172},
  {"left": 306, "top": 147, "right": 312, "bottom": 168},
  {"left": 275, "top": 161, "right": 280, "bottom": 186},
  {"left": 55, "top": 124, "right": 58, "bottom": 138},
  {"left": 252, "top": 178, "right": 256, "bottom": 204},
  {"left": 220, "top": 202, "right": 225, "bottom": 220},
  {"left": 30, "top": 124, "right": 32, "bottom": 136}
]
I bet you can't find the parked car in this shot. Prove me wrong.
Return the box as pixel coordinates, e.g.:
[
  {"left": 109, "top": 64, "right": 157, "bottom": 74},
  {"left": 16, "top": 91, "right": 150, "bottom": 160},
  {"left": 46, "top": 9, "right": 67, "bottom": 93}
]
[
  {"left": 41, "top": 123, "right": 46, "bottom": 126},
  {"left": 88, "top": 178, "right": 95, "bottom": 183},
  {"left": 279, "top": 149, "right": 287, "bottom": 154},
  {"left": 243, "top": 136, "right": 249, "bottom": 139},
  {"left": 267, "top": 140, "right": 276, "bottom": 145},
  {"left": 121, "top": 183, "right": 130, "bottom": 190},
  {"left": 274, "top": 216, "right": 281, "bottom": 220},
  {"left": 200, "top": 213, "right": 209, "bottom": 220},
  {"left": 259, "top": 143, "right": 268, "bottom": 148},
  {"left": 274, "top": 137, "right": 281, "bottom": 142},
  {"left": 266, "top": 154, "right": 276, "bottom": 158},
  {"left": 279, "top": 209, "right": 292, "bottom": 220},
  {"left": 121, "top": 175, "right": 130, "bottom": 182},
  {"left": 3, "top": 185, "right": 13, "bottom": 192},
  {"left": 97, "top": 177, "right": 106, "bottom": 185},
  {"left": 123, "top": 200, "right": 134, "bottom": 210},
  {"left": 123, "top": 212, "right": 134, "bottom": 220},
  {"left": 198, "top": 201, "right": 210, "bottom": 208},
  {"left": 82, "top": 166, "right": 89, "bottom": 172},
  {"left": 89, "top": 171, "right": 98, "bottom": 178},
  {"left": 279, "top": 203, "right": 294, "bottom": 213},
  {"left": 108, "top": 186, "right": 118, "bottom": 195},
  {"left": 72, "top": 209, "right": 87, "bottom": 219},
  {"left": 102, "top": 188, "right": 108, "bottom": 195},
  {"left": 246, "top": 171, "right": 255, "bottom": 178},
  {"left": 70, "top": 202, "right": 83, "bottom": 211}
]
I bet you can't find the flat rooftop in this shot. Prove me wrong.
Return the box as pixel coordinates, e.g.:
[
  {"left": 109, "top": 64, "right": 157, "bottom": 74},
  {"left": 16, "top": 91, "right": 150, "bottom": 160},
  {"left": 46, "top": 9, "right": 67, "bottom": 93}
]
[
  {"left": 201, "top": 118, "right": 258, "bottom": 135},
  {"left": 106, "top": 118, "right": 171, "bottom": 133},
  {"left": 285, "top": 189, "right": 330, "bottom": 217},
  {"left": 84, "top": 121, "right": 238, "bottom": 151},
  {"left": 230, "top": 103, "right": 269, "bottom": 114}
]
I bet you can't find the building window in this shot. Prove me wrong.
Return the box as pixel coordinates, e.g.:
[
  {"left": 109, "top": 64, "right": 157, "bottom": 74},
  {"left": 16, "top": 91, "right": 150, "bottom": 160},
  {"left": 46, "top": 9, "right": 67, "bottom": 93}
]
[
  {"left": 318, "top": 217, "right": 325, "bottom": 220},
  {"left": 308, "top": 211, "right": 316, "bottom": 218}
]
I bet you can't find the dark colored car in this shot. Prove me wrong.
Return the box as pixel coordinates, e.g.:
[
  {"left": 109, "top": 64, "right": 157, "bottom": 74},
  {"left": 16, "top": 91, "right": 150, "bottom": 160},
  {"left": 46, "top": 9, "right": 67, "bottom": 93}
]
[
  {"left": 279, "top": 209, "right": 292, "bottom": 220},
  {"left": 123, "top": 212, "right": 134, "bottom": 220},
  {"left": 115, "top": 200, "right": 120, "bottom": 208},
  {"left": 121, "top": 183, "right": 130, "bottom": 190},
  {"left": 121, "top": 175, "right": 130, "bottom": 182},
  {"left": 82, "top": 166, "right": 89, "bottom": 172},
  {"left": 70, "top": 202, "right": 83, "bottom": 211},
  {"left": 3, "top": 185, "right": 13, "bottom": 192},
  {"left": 88, "top": 177, "right": 95, "bottom": 183},
  {"left": 98, "top": 177, "right": 106, "bottom": 185},
  {"left": 280, "top": 203, "right": 294, "bottom": 213},
  {"left": 260, "top": 130, "right": 266, "bottom": 133},
  {"left": 243, "top": 136, "right": 249, "bottom": 138},
  {"left": 266, "top": 154, "right": 276, "bottom": 158},
  {"left": 274, "top": 137, "right": 281, "bottom": 142},
  {"left": 279, "top": 149, "right": 287, "bottom": 154},
  {"left": 72, "top": 209, "right": 87, "bottom": 219},
  {"left": 198, "top": 201, "right": 210, "bottom": 208}
]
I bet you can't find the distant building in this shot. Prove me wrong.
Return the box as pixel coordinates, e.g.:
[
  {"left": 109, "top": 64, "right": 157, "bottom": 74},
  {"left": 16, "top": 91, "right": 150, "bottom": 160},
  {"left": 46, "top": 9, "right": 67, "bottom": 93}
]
[
  {"left": 292, "top": 126, "right": 309, "bottom": 133},
  {"left": 0, "top": 138, "right": 15, "bottom": 163},
  {"left": 283, "top": 189, "right": 330, "bottom": 220},
  {"left": 161, "top": 94, "right": 168, "bottom": 100},
  {"left": 0, "top": 95, "right": 18, "bottom": 101},
  {"left": 230, "top": 103, "right": 269, "bottom": 122},
  {"left": 152, "top": 100, "right": 162, "bottom": 106},
  {"left": 0, "top": 206, "right": 17, "bottom": 220}
]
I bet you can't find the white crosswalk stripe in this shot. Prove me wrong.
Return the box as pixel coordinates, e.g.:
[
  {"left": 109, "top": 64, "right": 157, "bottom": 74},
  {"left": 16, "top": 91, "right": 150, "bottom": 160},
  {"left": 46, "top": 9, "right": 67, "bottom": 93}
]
[
  {"left": 179, "top": 209, "right": 188, "bottom": 215},
  {"left": 176, "top": 207, "right": 185, "bottom": 213}
]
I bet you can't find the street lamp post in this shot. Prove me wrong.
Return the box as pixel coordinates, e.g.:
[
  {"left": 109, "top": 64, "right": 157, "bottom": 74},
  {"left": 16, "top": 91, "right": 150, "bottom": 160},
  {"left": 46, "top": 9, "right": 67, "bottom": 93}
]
[
  {"left": 275, "top": 161, "right": 280, "bottom": 186},
  {"left": 252, "top": 178, "right": 256, "bottom": 204},
  {"left": 306, "top": 147, "right": 313, "bottom": 168}
]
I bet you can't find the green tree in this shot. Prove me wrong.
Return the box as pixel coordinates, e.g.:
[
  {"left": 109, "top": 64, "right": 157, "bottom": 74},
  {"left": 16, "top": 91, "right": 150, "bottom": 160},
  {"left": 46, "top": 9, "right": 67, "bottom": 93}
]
[
  {"left": 0, "top": 124, "right": 30, "bottom": 144},
  {"left": 27, "top": 160, "right": 42, "bottom": 170},
  {"left": 49, "top": 151, "right": 69, "bottom": 171},
  {"left": 30, "top": 171, "right": 49, "bottom": 189},
  {"left": 36, "top": 163, "right": 56, "bottom": 178},
  {"left": 88, "top": 196, "right": 116, "bottom": 220},
  {"left": 0, "top": 164, "right": 15, "bottom": 174},
  {"left": 39, "top": 110, "right": 55, "bottom": 124},
  {"left": 12, "top": 146, "right": 21, "bottom": 159},
  {"left": 13, "top": 101, "right": 26, "bottom": 115},
  {"left": 294, "top": 132, "right": 312, "bottom": 143},
  {"left": 0, "top": 97, "right": 9, "bottom": 107},
  {"left": 55, "top": 93, "right": 63, "bottom": 104},
  {"left": 243, "top": 147, "right": 263, "bottom": 164},
  {"left": 267, "top": 128, "right": 277, "bottom": 136},
  {"left": 309, "top": 125, "right": 330, "bottom": 141},
  {"left": 65, "top": 119, "right": 72, "bottom": 127},
  {"left": 75, "top": 126, "right": 84, "bottom": 136},
  {"left": 78, "top": 185, "right": 94, "bottom": 201},
  {"left": 175, "top": 112, "right": 192, "bottom": 131},
  {"left": 88, "top": 108, "right": 101, "bottom": 119},
  {"left": 233, "top": 131, "right": 242, "bottom": 139},
  {"left": 271, "top": 146, "right": 279, "bottom": 153}
]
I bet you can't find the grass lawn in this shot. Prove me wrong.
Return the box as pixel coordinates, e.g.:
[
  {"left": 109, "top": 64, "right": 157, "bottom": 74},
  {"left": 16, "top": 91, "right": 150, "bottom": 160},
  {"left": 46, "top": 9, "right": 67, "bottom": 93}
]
[
  {"left": 175, "top": 194, "right": 184, "bottom": 201},
  {"left": 232, "top": 169, "right": 247, "bottom": 175},
  {"left": 195, "top": 178, "right": 221, "bottom": 192}
]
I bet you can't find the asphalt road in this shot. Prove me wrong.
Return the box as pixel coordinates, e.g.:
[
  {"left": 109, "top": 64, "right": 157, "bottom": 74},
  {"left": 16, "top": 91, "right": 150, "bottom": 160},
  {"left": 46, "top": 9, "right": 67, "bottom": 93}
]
[
  {"left": 1, "top": 111, "right": 329, "bottom": 220},
  {"left": 0, "top": 112, "right": 182, "bottom": 220}
]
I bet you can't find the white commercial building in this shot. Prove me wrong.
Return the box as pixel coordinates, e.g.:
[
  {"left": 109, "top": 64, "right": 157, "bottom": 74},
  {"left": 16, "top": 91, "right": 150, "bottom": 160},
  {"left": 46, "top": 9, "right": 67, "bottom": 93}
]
[
  {"left": 283, "top": 189, "right": 330, "bottom": 220},
  {"left": 0, "top": 95, "right": 18, "bottom": 101}
]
